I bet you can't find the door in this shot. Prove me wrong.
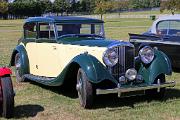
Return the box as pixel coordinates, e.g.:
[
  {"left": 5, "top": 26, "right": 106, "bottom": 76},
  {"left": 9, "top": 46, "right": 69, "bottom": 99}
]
[
  {"left": 35, "top": 22, "right": 62, "bottom": 77},
  {"left": 156, "top": 20, "right": 180, "bottom": 68}
]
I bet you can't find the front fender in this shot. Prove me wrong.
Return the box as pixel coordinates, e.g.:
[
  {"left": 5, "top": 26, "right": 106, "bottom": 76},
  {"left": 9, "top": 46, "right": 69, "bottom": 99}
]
[
  {"left": 72, "top": 53, "right": 117, "bottom": 84},
  {"left": 138, "top": 50, "right": 172, "bottom": 84},
  {"left": 10, "top": 45, "right": 29, "bottom": 75}
]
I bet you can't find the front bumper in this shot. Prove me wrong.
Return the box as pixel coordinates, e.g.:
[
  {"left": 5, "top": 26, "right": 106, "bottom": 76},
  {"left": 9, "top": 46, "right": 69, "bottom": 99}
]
[{"left": 96, "top": 81, "right": 175, "bottom": 97}]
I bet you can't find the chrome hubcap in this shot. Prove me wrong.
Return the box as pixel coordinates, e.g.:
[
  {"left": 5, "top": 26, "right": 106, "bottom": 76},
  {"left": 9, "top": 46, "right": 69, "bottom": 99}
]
[
  {"left": 76, "top": 78, "right": 82, "bottom": 93},
  {"left": 15, "top": 57, "right": 21, "bottom": 70}
]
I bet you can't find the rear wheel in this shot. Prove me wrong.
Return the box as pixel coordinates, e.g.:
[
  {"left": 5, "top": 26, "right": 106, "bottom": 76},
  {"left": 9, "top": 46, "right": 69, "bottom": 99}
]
[
  {"left": 145, "top": 74, "right": 166, "bottom": 99},
  {"left": 15, "top": 53, "right": 24, "bottom": 82},
  {"left": 76, "top": 68, "right": 94, "bottom": 109},
  {"left": 1, "top": 76, "right": 14, "bottom": 118}
]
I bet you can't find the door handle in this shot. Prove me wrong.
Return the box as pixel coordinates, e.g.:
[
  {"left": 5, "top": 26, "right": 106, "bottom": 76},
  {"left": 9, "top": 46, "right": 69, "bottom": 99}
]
[{"left": 52, "top": 46, "right": 57, "bottom": 50}]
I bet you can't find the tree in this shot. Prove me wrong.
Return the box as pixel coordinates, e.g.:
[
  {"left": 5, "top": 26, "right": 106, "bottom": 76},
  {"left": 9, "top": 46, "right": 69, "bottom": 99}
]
[
  {"left": 94, "top": 0, "right": 113, "bottom": 20},
  {"left": 129, "top": 0, "right": 160, "bottom": 9},
  {"left": 160, "top": 0, "right": 180, "bottom": 15},
  {"left": 0, "top": 2, "right": 8, "bottom": 14},
  {"left": 0, "top": 1, "right": 8, "bottom": 19},
  {"left": 69, "top": 1, "right": 81, "bottom": 13},
  {"left": 36, "top": 0, "right": 53, "bottom": 14},
  {"left": 9, "top": 0, "right": 53, "bottom": 18},
  {"left": 113, "top": 0, "right": 129, "bottom": 17},
  {"left": 80, "top": 0, "right": 95, "bottom": 14},
  {"left": 149, "top": 0, "right": 160, "bottom": 8},
  {"left": 53, "top": 0, "right": 70, "bottom": 16}
]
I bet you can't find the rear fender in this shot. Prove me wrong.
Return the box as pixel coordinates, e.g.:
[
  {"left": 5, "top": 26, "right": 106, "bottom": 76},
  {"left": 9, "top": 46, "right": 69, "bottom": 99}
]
[{"left": 10, "top": 45, "right": 29, "bottom": 74}]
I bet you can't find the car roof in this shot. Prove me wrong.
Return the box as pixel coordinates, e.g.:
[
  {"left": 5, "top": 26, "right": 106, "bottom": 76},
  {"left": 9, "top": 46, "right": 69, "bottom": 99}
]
[
  {"left": 150, "top": 14, "right": 180, "bottom": 34},
  {"left": 25, "top": 16, "right": 104, "bottom": 24},
  {"left": 157, "top": 14, "right": 180, "bottom": 21}
]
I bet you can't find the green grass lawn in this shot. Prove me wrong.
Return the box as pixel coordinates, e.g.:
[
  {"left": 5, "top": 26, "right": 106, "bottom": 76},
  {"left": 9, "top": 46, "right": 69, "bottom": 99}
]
[{"left": 0, "top": 15, "right": 180, "bottom": 120}]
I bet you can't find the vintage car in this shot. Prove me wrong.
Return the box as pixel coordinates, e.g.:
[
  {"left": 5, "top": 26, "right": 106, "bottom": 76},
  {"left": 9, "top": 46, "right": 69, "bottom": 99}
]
[
  {"left": 0, "top": 67, "right": 14, "bottom": 118},
  {"left": 130, "top": 15, "right": 180, "bottom": 69},
  {"left": 10, "top": 16, "right": 175, "bottom": 108}
]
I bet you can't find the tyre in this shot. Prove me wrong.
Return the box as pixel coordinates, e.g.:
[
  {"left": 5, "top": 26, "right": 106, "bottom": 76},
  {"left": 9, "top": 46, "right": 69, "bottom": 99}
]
[
  {"left": 1, "top": 76, "right": 14, "bottom": 118},
  {"left": 76, "top": 68, "right": 94, "bottom": 109},
  {"left": 145, "top": 74, "right": 166, "bottom": 100},
  {"left": 15, "top": 53, "right": 24, "bottom": 82}
]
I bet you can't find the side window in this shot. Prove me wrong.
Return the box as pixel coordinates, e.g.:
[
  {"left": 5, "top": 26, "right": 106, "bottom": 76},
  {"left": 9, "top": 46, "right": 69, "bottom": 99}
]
[
  {"left": 24, "top": 22, "right": 37, "bottom": 39},
  {"left": 169, "top": 21, "right": 180, "bottom": 36},
  {"left": 39, "top": 23, "right": 55, "bottom": 39},
  {"left": 56, "top": 24, "right": 63, "bottom": 36},
  {"left": 157, "top": 21, "right": 169, "bottom": 35},
  {"left": 80, "top": 24, "right": 91, "bottom": 34}
]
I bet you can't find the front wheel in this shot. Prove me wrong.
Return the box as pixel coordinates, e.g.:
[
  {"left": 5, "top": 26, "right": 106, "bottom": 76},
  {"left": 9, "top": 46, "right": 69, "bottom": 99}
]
[
  {"left": 76, "top": 68, "right": 94, "bottom": 109},
  {"left": 1, "top": 76, "right": 14, "bottom": 118},
  {"left": 145, "top": 74, "right": 166, "bottom": 99},
  {"left": 15, "top": 53, "right": 24, "bottom": 82}
]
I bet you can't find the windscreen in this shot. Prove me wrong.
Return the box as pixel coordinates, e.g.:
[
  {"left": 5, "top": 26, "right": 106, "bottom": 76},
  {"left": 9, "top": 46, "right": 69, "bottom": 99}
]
[{"left": 55, "top": 23, "right": 105, "bottom": 38}]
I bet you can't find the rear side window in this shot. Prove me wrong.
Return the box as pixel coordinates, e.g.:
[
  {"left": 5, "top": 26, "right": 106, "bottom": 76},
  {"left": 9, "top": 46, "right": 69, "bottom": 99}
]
[
  {"left": 157, "top": 20, "right": 180, "bottom": 36},
  {"left": 169, "top": 21, "right": 180, "bottom": 35},
  {"left": 24, "top": 22, "right": 37, "bottom": 39},
  {"left": 39, "top": 23, "right": 55, "bottom": 39}
]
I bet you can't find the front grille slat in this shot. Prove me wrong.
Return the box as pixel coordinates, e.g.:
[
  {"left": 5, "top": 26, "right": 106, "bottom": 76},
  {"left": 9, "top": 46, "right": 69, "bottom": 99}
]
[{"left": 110, "top": 46, "right": 135, "bottom": 81}]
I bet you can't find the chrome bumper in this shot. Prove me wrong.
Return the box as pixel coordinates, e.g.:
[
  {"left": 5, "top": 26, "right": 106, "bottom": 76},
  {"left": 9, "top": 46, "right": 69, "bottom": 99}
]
[{"left": 96, "top": 81, "right": 175, "bottom": 97}]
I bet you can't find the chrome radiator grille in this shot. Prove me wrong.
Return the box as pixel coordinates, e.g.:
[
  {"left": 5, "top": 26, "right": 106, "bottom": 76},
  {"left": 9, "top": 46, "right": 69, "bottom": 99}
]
[{"left": 109, "top": 46, "right": 135, "bottom": 80}]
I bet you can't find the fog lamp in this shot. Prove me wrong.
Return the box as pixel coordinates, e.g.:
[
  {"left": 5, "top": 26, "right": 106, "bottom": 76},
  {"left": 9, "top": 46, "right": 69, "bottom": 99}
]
[{"left": 125, "top": 68, "right": 137, "bottom": 81}]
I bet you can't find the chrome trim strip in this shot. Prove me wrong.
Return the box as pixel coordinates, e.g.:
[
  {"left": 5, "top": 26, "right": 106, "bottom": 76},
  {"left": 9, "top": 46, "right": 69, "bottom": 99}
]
[
  {"left": 130, "top": 39, "right": 180, "bottom": 46},
  {"left": 108, "top": 41, "right": 134, "bottom": 49},
  {"left": 96, "top": 81, "right": 175, "bottom": 96}
]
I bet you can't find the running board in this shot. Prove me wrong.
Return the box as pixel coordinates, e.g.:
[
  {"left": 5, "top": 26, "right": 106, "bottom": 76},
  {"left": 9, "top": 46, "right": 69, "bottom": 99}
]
[{"left": 24, "top": 74, "right": 55, "bottom": 81}]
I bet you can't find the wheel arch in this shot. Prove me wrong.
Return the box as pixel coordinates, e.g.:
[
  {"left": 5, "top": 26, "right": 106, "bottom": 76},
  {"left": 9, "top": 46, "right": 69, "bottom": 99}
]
[
  {"left": 61, "top": 62, "right": 80, "bottom": 89},
  {"left": 10, "top": 50, "right": 18, "bottom": 66},
  {"left": 10, "top": 45, "right": 30, "bottom": 75},
  {"left": 69, "top": 53, "right": 117, "bottom": 84}
]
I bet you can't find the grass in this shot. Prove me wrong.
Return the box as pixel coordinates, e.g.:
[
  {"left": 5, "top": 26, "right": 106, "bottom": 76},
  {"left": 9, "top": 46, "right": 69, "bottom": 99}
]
[{"left": 0, "top": 12, "right": 180, "bottom": 120}]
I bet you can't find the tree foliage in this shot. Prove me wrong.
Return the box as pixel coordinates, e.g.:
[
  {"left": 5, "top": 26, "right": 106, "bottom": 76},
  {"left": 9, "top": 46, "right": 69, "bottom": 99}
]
[
  {"left": 1, "top": 0, "right": 163, "bottom": 19},
  {"left": 0, "top": 1, "right": 8, "bottom": 14},
  {"left": 53, "top": 0, "right": 70, "bottom": 15},
  {"left": 80, "top": 0, "right": 95, "bottom": 14},
  {"left": 160, "top": 0, "right": 180, "bottom": 15},
  {"left": 94, "top": 0, "right": 113, "bottom": 20},
  {"left": 129, "top": 0, "right": 160, "bottom": 9},
  {"left": 113, "top": 0, "right": 129, "bottom": 16}
]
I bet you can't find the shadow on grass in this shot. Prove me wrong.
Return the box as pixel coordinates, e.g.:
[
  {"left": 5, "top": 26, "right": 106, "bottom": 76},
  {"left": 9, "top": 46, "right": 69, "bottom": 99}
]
[
  {"left": 172, "top": 68, "right": 180, "bottom": 73},
  {"left": 29, "top": 81, "right": 78, "bottom": 98},
  {"left": 93, "top": 88, "right": 180, "bottom": 109},
  {"left": 28, "top": 81, "right": 180, "bottom": 109},
  {"left": 14, "top": 104, "right": 44, "bottom": 118}
]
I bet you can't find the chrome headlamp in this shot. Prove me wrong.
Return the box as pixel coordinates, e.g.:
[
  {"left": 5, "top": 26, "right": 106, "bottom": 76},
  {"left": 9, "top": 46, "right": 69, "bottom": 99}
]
[
  {"left": 103, "top": 48, "right": 118, "bottom": 67},
  {"left": 139, "top": 46, "right": 154, "bottom": 64}
]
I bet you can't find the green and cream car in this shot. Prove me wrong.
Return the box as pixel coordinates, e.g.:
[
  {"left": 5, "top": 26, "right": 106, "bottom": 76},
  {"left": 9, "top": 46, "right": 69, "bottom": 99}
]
[{"left": 10, "top": 16, "right": 175, "bottom": 108}]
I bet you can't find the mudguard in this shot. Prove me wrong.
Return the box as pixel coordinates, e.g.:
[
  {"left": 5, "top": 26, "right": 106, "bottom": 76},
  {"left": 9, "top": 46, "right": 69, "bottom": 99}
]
[
  {"left": 138, "top": 50, "right": 172, "bottom": 84},
  {"left": 10, "top": 45, "right": 29, "bottom": 75},
  {"left": 0, "top": 68, "right": 12, "bottom": 77},
  {"left": 71, "top": 53, "right": 117, "bottom": 84}
]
